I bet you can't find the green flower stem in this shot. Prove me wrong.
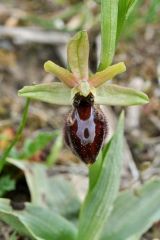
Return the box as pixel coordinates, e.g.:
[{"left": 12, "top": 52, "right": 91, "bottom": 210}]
[{"left": 0, "top": 98, "right": 30, "bottom": 172}]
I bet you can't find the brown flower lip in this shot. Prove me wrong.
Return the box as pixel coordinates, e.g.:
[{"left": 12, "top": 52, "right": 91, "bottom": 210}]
[{"left": 64, "top": 93, "right": 108, "bottom": 164}]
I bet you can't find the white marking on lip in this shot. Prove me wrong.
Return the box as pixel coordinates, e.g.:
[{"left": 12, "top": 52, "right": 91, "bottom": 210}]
[{"left": 76, "top": 108, "right": 96, "bottom": 145}]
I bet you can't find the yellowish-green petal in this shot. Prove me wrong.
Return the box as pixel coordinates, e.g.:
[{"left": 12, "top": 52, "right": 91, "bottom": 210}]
[
  {"left": 89, "top": 62, "right": 126, "bottom": 87},
  {"left": 44, "top": 60, "right": 77, "bottom": 88}
]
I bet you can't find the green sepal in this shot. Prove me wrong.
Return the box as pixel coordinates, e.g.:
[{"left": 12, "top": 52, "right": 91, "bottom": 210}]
[
  {"left": 67, "top": 31, "right": 89, "bottom": 80},
  {"left": 18, "top": 83, "right": 72, "bottom": 105},
  {"left": 95, "top": 83, "right": 149, "bottom": 106}
]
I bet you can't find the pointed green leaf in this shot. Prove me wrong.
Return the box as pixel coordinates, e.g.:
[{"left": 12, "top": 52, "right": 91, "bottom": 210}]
[
  {"left": 95, "top": 83, "right": 149, "bottom": 106},
  {"left": 146, "top": 0, "right": 160, "bottom": 23},
  {"left": 89, "top": 139, "right": 112, "bottom": 191},
  {"left": 88, "top": 151, "right": 103, "bottom": 191},
  {"left": 18, "top": 131, "right": 59, "bottom": 159},
  {"left": 98, "top": 0, "right": 119, "bottom": 71},
  {"left": 126, "top": 0, "right": 139, "bottom": 17},
  {"left": 44, "top": 60, "right": 77, "bottom": 87},
  {"left": 7, "top": 159, "right": 80, "bottom": 220},
  {"left": 67, "top": 31, "right": 89, "bottom": 80},
  {"left": 77, "top": 112, "right": 124, "bottom": 240},
  {"left": 0, "top": 199, "right": 32, "bottom": 237},
  {"left": 0, "top": 199, "right": 77, "bottom": 240},
  {"left": 89, "top": 62, "right": 126, "bottom": 87},
  {"left": 18, "top": 83, "right": 72, "bottom": 105},
  {"left": 101, "top": 179, "right": 160, "bottom": 240},
  {"left": 117, "top": 0, "right": 139, "bottom": 41},
  {"left": 47, "top": 133, "right": 63, "bottom": 166}
]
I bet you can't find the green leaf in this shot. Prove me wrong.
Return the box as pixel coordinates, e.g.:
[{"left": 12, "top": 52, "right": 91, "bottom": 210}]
[
  {"left": 18, "top": 83, "right": 72, "bottom": 105},
  {"left": 98, "top": 0, "right": 119, "bottom": 71},
  {"left": 89, "top": 62, "right": 126, "bottom": 87},
  {"left": 19, "top": 131, "right": 59, "bottom": 159},
  {"left": 95, "top": 83, "right": 149, "bottom": 106},
  {"left": 117, "top": 0, "right": 139, "bottom": 41},
  {"left": 67, "top": 31, "right": 89, "bottom": 80},
  {"left": 88, "top": 139, "right": 112, "bottom": 191},
  {"left": 146, "top": 0, "right": 160, "bottom": 23},
  {"left": 0, "top": 199, "right": 77, "bottom": 240},
  {"left": 88, "top": 150, "right": 103, "bottom": 191},
  {"left": 10, "top": 232, "right": 18, "bottom": 240},
  {"left": 44, "top": 60, "right": 77, "bottom": 88},
  {"left": 77, "top": 112, "right": 124, "bottom": 240},
  {"left": 0, "top": 199, "right": 32, "bottom": 237},
  {"left": 0, "top": 175, "right": 15, "bottom": 197},
  {"left": 47, "top": 133, "right": 63, "bottom": 166},
  {"left": 126, "top": 235, "right": 140, "bottom": 240},
  {"left": 101, "top": 179, "right": 160, "bottom": 240},
  {"left": 7, "top": 159, "right": 80, "bottom": 220},
  {"left": 126, "top": 0, "right": 139, "bottom": 17}
]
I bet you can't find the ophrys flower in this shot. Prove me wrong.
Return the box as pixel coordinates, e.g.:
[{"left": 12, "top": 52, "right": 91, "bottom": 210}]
[{"left": 18, "top": 31, "right": 149, "bottom": 164}]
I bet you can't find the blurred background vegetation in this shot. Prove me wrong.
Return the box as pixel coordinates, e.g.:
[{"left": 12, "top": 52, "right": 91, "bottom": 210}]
[{"left": 0, "top": 0, "right": 160, "bottom": 239}]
